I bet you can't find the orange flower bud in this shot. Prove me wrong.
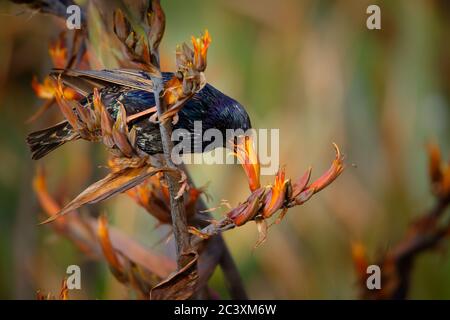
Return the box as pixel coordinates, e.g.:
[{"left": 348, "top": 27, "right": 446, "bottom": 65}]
[
  {"left": 262, "top": 168, "right": 288, "bottom": 218},
  {"left": 48, "top": 37, "right": 67, "bottom": 69},
  {"left": 32, "top": 76, "right": 78, "bottom": 100},
  {"left": 191, "top": 30, "right": 211, "bottom": 71}
]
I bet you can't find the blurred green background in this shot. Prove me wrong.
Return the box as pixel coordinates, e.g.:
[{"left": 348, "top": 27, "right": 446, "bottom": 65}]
[{"left": 0, "top": 0, "right": 449, "bottom": 299}]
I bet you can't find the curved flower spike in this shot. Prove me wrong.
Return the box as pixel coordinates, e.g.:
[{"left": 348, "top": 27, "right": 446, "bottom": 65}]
[
  {"left": 308, "top": 143, "right": 345, "bottom": 193},
  {"left": 192, "top": 143, "right": 345, "bottom": 247},
  {"left": 233, "top": 135, "right": 261, "bottom": 192}
]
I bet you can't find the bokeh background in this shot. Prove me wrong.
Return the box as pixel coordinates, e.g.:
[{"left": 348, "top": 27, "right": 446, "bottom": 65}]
[{"left": 0, "top": 0, "right": 449, "bottom": 299}]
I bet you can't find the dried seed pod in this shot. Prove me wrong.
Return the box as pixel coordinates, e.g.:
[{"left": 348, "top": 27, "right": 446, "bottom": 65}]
[
  {"left": 112, "top": 103, "right": 134, "bottom": 157},
  {"left": 54, "top": 80, "right": 81, "bottom": 130},
  {"left": 147, "top": 0, "right": 166, "bottom": 60}
]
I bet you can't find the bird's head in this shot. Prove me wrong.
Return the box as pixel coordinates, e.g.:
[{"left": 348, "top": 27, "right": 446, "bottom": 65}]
[
  {"left": 199, "top": 84, "right": 251, "bottom": 128},
  {"left": 174, "top": 82, "right": 252, "bottom": 153},
  {"left": 202, "top": 84, "right": 252, "bottom": 151}
]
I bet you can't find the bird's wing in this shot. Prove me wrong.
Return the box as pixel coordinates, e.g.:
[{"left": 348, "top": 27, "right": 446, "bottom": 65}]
[{"left": 51, "top": 69, "right": 157, "bottom": 94}]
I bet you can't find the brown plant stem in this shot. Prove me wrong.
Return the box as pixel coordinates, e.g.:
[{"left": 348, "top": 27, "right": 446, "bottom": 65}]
[
  {"left": 387, "top": 196, "right": 450, "bottom": 299},
  {"left": 151, "top": 76, "right": 191, "bottom": 269},
  {"left": 145, "top": 0, "right": 192, "bottom": 269},
  {"left": 360, "top": 195, "right": 450, "bottom": 299}
]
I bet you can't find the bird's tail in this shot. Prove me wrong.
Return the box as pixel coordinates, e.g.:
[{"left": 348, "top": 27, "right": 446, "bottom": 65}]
[{"left": 27, "top": 121, "right": 79, "bottom": 160}]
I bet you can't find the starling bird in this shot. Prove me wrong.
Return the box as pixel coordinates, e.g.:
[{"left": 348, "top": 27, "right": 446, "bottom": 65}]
[{"left": 27, "top": 70, "right": 252, "bottom": 160}]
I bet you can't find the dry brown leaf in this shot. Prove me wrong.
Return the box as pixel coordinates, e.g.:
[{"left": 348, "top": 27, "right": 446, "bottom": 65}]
[
  {"left": 150, "top": 252, "right": 198, "bottom": 300},
  {"left": 39, "top": 165, "right": 175, "bottom": 225}
]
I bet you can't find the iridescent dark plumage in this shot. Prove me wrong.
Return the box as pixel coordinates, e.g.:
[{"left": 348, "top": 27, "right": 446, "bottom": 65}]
[{"left": 27, "top": 71, "right": 251, "bottom": 159}]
